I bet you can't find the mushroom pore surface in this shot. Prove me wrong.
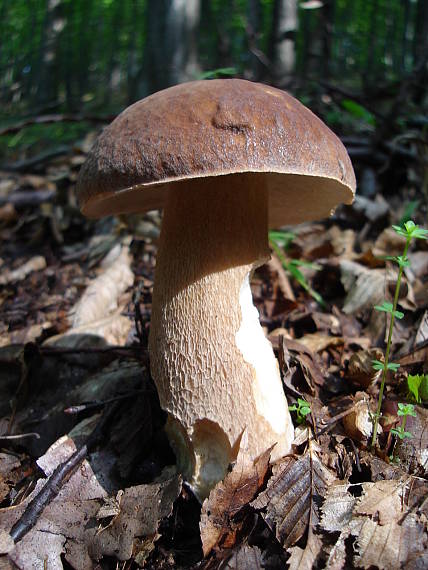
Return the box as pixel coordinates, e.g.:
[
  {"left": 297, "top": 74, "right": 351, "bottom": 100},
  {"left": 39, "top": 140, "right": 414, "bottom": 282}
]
[{"left": 148, "top": 175, "right": 294, "bottom": 499}]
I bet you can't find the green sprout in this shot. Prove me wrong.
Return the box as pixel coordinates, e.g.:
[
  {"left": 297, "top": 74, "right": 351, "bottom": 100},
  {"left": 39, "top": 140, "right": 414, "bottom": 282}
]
[
  {"left": 289, "top": 398, "right": 311, "bottom": 425},
  {"left": 407, "top": 374, "right": 428, "bottom": 403},
  {"left": 370, "top": 220, "right": 428, "bottom": 449},
  {"left": 269, "top": 231, "right": 325, "bottom": 307},
  {"left": 390, "top": 403, "right": 416, "bottom": 441}
]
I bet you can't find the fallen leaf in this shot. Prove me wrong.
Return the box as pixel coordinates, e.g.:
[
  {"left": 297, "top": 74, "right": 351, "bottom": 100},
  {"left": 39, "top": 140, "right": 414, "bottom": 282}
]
[
  {"left": 346, "top": 348, "right": 383, "bottom": 388},
  {"left": 340, "top": 261, "right": 387, "bottom": 314},
  {"left": 0, "top": 256, "right": 46, "bottom": 286},
  {"left": 70, "top": 241, "right": 134, "bottom": 328},
  {"left": 221, "top": 543, "right": 263, "bottom": 569},
  {"left": 252, "top": 442, "right": 336, "bottom": 549},
  {"left": 342, "top": 397, "right": 375, "bottom": 444},
  {"left": 0, "top": 434, "right": 181, "bottom": 568},
  {"left": 354, "top": 514, "right": 426, "bottom": 570},
  {"left": 287, "top": 530, "right": 322, "bottom": 570},
  {"left": 297, "top": 333, "right": 344, "bottom": 354},
  {"left": 321, "top": 483, "right": 356, "bottom": 533},
  {"left": 354, "top": 479, "right": 406, "bottom": 524},
  {"left": 200, "top": 436, "right": 271, "bottom": 557}
]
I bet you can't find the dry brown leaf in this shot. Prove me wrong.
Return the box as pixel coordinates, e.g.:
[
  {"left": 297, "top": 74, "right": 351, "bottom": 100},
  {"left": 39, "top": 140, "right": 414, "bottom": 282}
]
[
  {"left": 297, "top": 333, "right": 344, "bottom": 354},
  {"left": 287, "top": 530, "right": 322, "bottom": 570},
  {"left": 372, "top": 227, "right": 407, "bottom": 258},
  {"left": 355, "top": 480, "right": 406, "bottom": 524},
  {"left": 329, "top": 225, "right": 356, "bottom": 259},
  {"left": 70, "top": 242, "right": 134, "bottom": 328},
  {"left": 342, "top": 397, "right": 375, "bottom": 444},
  {"left": 340, "top": 260, "right": 387, "bottom": 314},
  {"left": 416, "top": 310, "right": 428, "bottom": 344},
  {"left": 321, "top": 483, "right": 356, "bottom": 533},
  {"left": 252, "top": 443, "right": 336, "bottom": 550},
  {"left": 0, "top": 435, "right": 181, "bottom": 569},
  {"left": 354, "top": 514, "right": 426, "bottom": 570},
  {"left": 0, "top": 255, "right": 46, "bottom": 286},
  {"left": 221, "top": 543, "right": 263, "bottom": 569},
  {"left": 321, "top": 478, "right": 428, "bottom": 570},
  {"left": 200, "top": 437, "right": 271, "bottom": 557},
  {"left": 346, "top": 348, "right": 383, "bottom": 388}
]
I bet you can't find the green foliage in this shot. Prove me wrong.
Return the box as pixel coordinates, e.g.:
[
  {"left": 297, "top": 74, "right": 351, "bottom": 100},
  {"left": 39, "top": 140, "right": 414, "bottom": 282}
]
[
  {"left": 372, "top": 360, "right": 400, "bottom": 372},
  {"left": 392, "top": 220, "right": 428, "bottom": 240},
  {"left": 374, "top": 301, "right": 404, "bottom": 319},
  {"left": 289, "top": 398, "right": 311, "bottom": 425},
  {"left": 198, "top": 67, "right": 238, "bottom": 80},
  {"left": 341, "top": 99, "right": 376, "bottom": 126},
  {"left": 407, "top": 374, "right": 428, "bottom": 403},
  {"left": 269, "top": 231, "right": 325, "bottom": 308},
  {"left": 370, "top": 220, "right": 427, "bottom": 449},
  {"left": 390, "top": 403, "right": 415, "bottom": 443}
]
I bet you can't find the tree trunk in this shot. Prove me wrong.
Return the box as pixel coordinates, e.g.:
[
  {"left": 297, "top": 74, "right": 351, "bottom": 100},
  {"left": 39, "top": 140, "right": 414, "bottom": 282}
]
[
  {"left": 246, "top": 0, "right": 263, "bottom": 81},
  {"left": 35, "top": 0, "right": 65, "bottom": 106},
  {"left": 269, "top": 0, "right": 297, "bottom": 87},
  {"left": 141, "top": 0, "right": 201, "bottom": 96}
]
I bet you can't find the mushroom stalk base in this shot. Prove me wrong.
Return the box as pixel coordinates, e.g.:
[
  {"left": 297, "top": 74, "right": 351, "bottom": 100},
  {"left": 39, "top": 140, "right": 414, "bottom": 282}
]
[{"left": 149, "top": 175, "right": 294, "bottom": 500}]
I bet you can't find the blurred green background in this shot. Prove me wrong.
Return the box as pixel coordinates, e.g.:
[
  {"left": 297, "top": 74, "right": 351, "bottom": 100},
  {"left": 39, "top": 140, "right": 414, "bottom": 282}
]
[{"left": 1, "top": 0, "right": 427, "bottom": 201}]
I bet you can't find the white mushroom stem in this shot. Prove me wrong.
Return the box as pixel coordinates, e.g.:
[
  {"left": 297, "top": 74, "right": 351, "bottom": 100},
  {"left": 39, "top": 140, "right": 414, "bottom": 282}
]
[{"left": 149, "top": 175, "right": 294, "bottom": 500}]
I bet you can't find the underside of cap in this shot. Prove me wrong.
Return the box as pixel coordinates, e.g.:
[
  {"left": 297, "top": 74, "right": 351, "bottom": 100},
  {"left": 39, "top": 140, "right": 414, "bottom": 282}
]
[
  {"left": 81, "top": 170, "right": 353, "bottom": 228},
  {"left": 77, "top": 79, "right": 356, "bottom": 226}
]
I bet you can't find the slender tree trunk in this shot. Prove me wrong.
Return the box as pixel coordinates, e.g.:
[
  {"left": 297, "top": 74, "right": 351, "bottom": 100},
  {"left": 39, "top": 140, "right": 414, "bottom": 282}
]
[
  {"left": 141, "top": 0, "right": 201, "bottom": 96},
  {"left": 246, "top": 0, "right": 263, "bottom": 81},
  {"left": 35, "top": 0, "right": 65, "bottom": 106},
  {"left": 401, "top": 0, "right": 411, "bottom": 73},
  {"left": 127, "top": 0, "right": 140, "bottom": 104},
  {"left": 269, "top": 0, "right": 297, "bottom": 87}
]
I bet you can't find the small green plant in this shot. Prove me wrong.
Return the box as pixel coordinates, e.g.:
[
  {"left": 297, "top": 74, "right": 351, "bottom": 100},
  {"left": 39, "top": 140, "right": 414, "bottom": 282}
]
[
  {"left": 269, "top": 231, "right": 325, "bottom": 307},
  {"left": 390, "top": 403, "right": 416, "bottom": 441},
  {"left": 370, "top": 221, "right": 428, "bottom": 448},
  {"left": 407, "top": 374, "right": 428, "bottom": 403},
  {"left": 289, "top": 398, "right": 311, "bottom": 424}
]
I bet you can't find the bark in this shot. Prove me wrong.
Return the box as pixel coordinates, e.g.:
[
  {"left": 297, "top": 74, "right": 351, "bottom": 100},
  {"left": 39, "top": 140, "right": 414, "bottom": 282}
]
[
  {"left": 141, "top": 0, "right": 201, "bottom": 96},
  {"left": 269, "top": 0, "right": 297, "bottom": 86},
  {"left": 35, "top": 0, "right": 65, "bottom": 105},
  {"left": 246, "top": 0, "right": 263, "bottom": 81}
]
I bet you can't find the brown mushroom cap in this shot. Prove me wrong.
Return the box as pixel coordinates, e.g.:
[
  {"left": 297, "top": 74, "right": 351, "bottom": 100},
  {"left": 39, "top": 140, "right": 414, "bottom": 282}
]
[{"left": 77, "top": 79, "right": 355, "bottom": 227}]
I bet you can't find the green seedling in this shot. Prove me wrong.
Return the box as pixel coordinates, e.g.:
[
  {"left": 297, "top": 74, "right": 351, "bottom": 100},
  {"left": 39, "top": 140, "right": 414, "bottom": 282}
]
[
  {"left": 407, "top": 374, "right": 428, "bottom": 403},
  {"left": 289, "top": 398, "right": 311, "bottom": 425},
  {"left": 269, "top": 231, "right": 325, "bottom": 307},
  {"left": 390, "top": 403, "right": 416, "bottom": 441},
  {"left": 370, "top": 220, "right": 428, "bottom": 448}
]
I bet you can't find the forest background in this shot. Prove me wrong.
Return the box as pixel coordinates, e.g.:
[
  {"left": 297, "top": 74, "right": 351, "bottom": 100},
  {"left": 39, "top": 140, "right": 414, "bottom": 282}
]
[{"left": 1, "top": 0, "right": 428, "bottom": 180}]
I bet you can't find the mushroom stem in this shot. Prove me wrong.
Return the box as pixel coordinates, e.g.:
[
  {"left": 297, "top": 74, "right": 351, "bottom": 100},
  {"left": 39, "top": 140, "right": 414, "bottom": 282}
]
[{"left": 149, "top": 174, "right": 294, "bottom": 499}]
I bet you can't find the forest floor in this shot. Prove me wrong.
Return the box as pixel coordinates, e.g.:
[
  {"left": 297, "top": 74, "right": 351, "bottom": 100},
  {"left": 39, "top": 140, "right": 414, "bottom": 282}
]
[{"left": 0, "top": 127, "right": 427, "bottom": 569}]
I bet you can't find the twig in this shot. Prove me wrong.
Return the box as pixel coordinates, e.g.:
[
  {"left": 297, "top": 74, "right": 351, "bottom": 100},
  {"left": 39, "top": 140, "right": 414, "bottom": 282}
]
[
  {"left": 0, "top": 432, "right": 40, "bottom": 440},
  {"left": 1, "top": 146, "right": 71, "bottom": 172},
  {"left": 0, "top": 113, "right": 114, "bottom": 137},
  {"left": 9, "top": 402, "right": 119, "bottom": 543},
  {"left": 63, "top": 389, "right": 148, "bottom": 414}
]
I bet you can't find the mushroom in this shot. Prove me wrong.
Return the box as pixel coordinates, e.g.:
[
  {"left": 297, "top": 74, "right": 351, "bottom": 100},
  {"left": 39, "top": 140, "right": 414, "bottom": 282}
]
[{"left": 77, "top": 79, "right": 356, "bottom": 500}]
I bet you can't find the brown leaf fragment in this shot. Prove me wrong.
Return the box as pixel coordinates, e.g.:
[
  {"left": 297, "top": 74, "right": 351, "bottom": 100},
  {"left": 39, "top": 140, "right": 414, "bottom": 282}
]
[
  {"left": 354, "top": 514, "right": 427, "bottom": 570},
  {"left": 346, "top": 348, "right": 383, "bottom": 388},
  {"left": 200, "top": 441, "right": 271, "bottom": 557},
  {"left": 0, "top": 435, "right": 181, "bottom": 569},
  {"left": 0, "top": 255, "right": 46, "bottom": 286},
  {"left": 287, "top": 530, "right": 322, "bottom": 570},
  {"left": 89, "top": 474, "right": 181, "bottom": 562},
  {"left": 251, "top": 445, "right": 336, "bottom": 550},
  {"left": 321, "top": 483, "right": 356, "bottom": 533},
  {"left": 222, "top": 543, "right": 263, "bottom": 570},
  {"left": 355, "top": 480, "right": 406, "bottom": 525}
]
